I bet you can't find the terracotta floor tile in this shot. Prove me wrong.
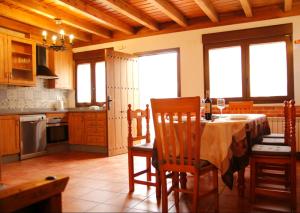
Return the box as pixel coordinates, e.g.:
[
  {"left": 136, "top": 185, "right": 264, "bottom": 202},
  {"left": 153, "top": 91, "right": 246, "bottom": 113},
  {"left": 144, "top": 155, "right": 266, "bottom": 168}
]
[
  {"left": 81, "top": 189, "right": 120, "bottom": 203},
  {"left": 1, "top": 151, "right": 299, "bottom": 213},
  {"left": 62, "top": 197, "right": 99, "bottom": 213},
  {"left": 87, "top": 203, "right": 130, "bottom": 212}
]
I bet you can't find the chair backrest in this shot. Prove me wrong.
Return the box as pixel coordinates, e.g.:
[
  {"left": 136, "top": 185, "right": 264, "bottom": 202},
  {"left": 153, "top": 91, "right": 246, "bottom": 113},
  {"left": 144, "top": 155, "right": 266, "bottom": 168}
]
[
  {"left": 151, "top": 97, "right": 201, "bottom": 170},
  {"left": 285, "top": 100, "right": 296, "bottom": 152},
  {"left": 228, "top": 101, "right": 254, "bottom": 113},
  {"left": 127, "top": 104, "right": 150, "bottom": 147}
]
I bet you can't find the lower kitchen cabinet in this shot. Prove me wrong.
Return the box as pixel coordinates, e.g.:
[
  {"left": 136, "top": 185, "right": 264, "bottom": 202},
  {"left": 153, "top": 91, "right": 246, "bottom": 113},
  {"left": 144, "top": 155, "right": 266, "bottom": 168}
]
[
  {"left": 68, "top": 112, "right": 107, "bottom": 146},
  {"left": 0, "top": 115, "right": 20, "bottom": 155}
]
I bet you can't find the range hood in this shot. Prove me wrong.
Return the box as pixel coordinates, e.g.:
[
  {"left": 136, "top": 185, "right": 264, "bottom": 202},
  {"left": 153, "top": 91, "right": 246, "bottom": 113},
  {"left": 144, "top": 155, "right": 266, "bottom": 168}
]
[{"left": 36, "top": 46, "right": 58, "bottom": 79}]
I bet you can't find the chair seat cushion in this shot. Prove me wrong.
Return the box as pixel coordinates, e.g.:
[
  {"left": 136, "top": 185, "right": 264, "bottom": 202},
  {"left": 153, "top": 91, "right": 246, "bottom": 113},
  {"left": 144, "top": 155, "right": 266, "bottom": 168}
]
[
  {"left": 130, "top": 142, "right": 154, "bottom": 152},
  {"left": 263, "top": 133, "right": 284, "bottom": 138},
  {"left": 252, "top": 144, "right": 291, "bottom": 156},
  {"left": 261, "top": 137, "right": 285, "bottom": 145}
]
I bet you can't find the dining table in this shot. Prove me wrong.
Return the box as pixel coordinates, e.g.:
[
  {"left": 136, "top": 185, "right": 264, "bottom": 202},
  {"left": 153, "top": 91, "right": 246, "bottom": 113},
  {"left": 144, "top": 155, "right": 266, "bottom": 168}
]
[{"left": 152, "top": 113, "right": 270, "bottom": 197}]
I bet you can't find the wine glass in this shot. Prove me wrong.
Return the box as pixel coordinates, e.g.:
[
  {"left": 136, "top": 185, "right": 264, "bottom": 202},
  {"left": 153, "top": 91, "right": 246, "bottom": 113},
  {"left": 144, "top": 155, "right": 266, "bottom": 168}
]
[{"left": 217, "top": 98, "right": 225, "bottom": 116}]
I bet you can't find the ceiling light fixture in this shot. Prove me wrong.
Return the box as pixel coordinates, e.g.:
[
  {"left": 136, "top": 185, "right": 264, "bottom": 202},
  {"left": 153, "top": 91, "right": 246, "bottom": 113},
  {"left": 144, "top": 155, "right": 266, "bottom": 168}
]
[{"left": 42, "top": 18, "right": 74, "bottom": 51}]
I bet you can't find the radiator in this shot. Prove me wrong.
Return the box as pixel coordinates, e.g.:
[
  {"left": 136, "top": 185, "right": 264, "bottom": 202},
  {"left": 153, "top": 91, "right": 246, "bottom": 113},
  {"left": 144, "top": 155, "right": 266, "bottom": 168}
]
[{"left": 267, "top": 117, "right": 300, "bottom": 152}]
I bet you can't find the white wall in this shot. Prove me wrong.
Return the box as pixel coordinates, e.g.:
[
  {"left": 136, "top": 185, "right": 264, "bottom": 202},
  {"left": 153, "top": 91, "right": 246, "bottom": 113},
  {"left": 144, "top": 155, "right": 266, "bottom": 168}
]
[{"left": 74, "top": 16, "right": 300, "bottom": 104}]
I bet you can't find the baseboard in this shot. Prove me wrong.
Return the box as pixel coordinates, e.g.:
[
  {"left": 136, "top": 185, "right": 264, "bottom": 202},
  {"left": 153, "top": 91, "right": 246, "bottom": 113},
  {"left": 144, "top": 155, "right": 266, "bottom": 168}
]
[
  {"left": 69, "top": 144, "right": 107, "bottom": 154},
  {"left": 2, "top": 154, "right": 20, "bottom": 163}
]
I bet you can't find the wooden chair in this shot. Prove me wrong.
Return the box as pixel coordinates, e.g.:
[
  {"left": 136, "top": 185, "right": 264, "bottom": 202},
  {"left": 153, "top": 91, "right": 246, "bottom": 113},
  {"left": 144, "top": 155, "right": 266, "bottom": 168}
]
[
  {"left": 0, "top": 176, "right": 69, "bottom": 213},
  {"left": 261, "top": 101, "right": 288, "bottom": 145},
  {"left": 127, "top": 104, "right": 160, "bottom": 199},
  {"left": 151, "top": 97, "right": 218, "bottom": 213},
  {"left": 228, "top": 101, "right": 253, "bottom": 113},
  {"left": 250, "top": 100, "right": 296, "bottom": 211}
]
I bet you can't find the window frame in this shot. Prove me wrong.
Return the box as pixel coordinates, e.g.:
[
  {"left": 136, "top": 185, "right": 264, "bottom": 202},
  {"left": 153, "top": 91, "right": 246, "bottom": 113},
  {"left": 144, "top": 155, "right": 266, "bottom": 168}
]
[
  {"left": 203, "top": 24, "right": 294, "bottom": 104},
  {"left": 74, "top": 50, "right": 106, "bottom": 107}
]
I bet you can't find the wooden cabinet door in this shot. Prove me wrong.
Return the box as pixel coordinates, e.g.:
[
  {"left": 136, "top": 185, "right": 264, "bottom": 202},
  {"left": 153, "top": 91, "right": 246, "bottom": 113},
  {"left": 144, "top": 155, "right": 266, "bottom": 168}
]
[
  {"left": 48, "top": 49, "right": 74, "bottom": 89},
  {"left": 84, "top": 113, "right": 107, "bottom": 146},
  {"left": 105, "top": 49, "right": 139, "bottom": 156},
  {"left": 68, "top": 113, "right": 85, "bottom": 144},
  {"left": 7, "top": 36, "right": 36, "bottom": 86},
  {"left": 0, "top": 34, "right": 8, "bottom": 84},
  {"left": 0, "top": 116, "right": 20, "bottom": 155}
]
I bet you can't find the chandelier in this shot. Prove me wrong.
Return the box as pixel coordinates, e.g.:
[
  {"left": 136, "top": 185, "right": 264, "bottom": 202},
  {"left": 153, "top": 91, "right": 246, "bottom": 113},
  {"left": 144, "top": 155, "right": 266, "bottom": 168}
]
[{"left": 42, "top": 19, "right": 74, "bottom": 51}]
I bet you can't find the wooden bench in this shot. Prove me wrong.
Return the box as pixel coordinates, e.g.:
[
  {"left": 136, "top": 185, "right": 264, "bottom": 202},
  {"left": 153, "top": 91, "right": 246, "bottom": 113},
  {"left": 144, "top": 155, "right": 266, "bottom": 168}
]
[{"left": 0, "top": 176, "right": 69, "bottom": 213}]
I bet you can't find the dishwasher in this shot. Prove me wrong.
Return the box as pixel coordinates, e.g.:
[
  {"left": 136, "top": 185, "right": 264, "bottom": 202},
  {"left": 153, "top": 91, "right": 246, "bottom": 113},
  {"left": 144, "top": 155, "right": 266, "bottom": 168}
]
[{"left": 20, "top": 114, "right": 47, "bottom": 160}]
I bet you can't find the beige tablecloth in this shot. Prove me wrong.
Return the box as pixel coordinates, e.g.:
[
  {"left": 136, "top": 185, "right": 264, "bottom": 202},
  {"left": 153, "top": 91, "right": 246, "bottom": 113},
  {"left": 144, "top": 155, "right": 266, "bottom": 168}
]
[{"left": 200, "top": 114, "right": 267, "bottom": 175}]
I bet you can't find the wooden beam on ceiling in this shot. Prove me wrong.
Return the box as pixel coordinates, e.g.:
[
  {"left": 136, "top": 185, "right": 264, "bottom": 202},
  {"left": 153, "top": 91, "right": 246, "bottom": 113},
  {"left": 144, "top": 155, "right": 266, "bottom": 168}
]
[
  {"left": 5, "top": 0, "right": 111, "bottom": 38},
  {"left": 239, "top": 0, "right": 252, "bottom": 17},
  {"left": 0, "top": 16, "right": 62, "bottom": 44},
  {"left": 193, "top": 0, "right": 219, "bottom": 22},
  {"left": 53, "top": 0, "right": 135, "bottom": 35},
  {"left": 284, "top": 0, "right": 293, "bottom": 11},
  {"left": 0, "top": 3, "right": 91, "bottom": 42},
  {"left": 148, "top": 0, "right": 188, "bottom": 27},
  {"left": 96, "top": 0, "right": 159, "bottom": 31}
]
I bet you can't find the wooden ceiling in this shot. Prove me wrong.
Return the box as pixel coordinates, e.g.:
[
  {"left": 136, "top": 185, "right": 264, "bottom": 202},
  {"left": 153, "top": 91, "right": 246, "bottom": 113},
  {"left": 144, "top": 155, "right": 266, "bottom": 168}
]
[{"left": 0, "top": 0, "right": 300, "bottom": 47}]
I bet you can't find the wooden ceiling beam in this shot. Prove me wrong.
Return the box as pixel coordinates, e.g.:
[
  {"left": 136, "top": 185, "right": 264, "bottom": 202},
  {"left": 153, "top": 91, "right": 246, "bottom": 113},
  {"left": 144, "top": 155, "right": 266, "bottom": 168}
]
[
  {"left": 75, "top": 3, "right": 300, "bottom": 47},
  {"left": 0, "top": 3, "right": 91, "bottom": 42},
  {"left": 239, "top": 0, "right": 253, "bottom": 17},
  {"left": 53, "top": 0, "right": 135, "bottom": 35},
  {"left": 284, "top": 0, "right": 293, "bottom": 11},
  {"left": 5, "top": 0, "right": 112, "bottom": 38},
  {"left": 193, "top": 0, "right": 219, "bottom": 22},
  {"left": 96, "top": 0, "right": 159, "bottom": 31},
  {"left": 148, "top": 0, "right": 188, "bottom": 27}
]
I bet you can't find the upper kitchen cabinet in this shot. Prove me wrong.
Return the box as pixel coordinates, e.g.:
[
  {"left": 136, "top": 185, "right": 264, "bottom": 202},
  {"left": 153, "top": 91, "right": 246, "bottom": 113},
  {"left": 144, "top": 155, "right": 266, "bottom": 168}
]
[
  {"left": 48, "top": 49, "right": 74, "bottom": 90},
  {"left": 7, "top": 36, "right": 36, "bottom": 86},
  {"left": 0, "top": 34, "right": 7, "bottom": 84},
  {"left": 0, "top": 34, "right": 36, "bottom": 86}
]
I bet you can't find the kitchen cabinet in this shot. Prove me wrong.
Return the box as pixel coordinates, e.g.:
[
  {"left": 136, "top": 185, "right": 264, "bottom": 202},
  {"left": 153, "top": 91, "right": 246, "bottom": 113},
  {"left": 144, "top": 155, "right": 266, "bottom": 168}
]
[
  {"left": 0, "top": 116, "right": 20, "bottom": 155},
  {"left": 68, "top": 112, "right": 107, "bottom": 146},
  {"left": 0, "top": 34, "right": 36, "bottom": 86},
  {"left": 68, "top": 113, "right": 84, "bottom": 145},
  {"left": 48, "top": 49, "right": 74, "bottom": 90}
]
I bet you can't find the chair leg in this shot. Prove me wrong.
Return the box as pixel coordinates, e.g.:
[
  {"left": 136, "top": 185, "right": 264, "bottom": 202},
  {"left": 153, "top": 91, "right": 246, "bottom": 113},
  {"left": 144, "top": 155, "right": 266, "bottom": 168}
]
[
  {"left": 128, "top": 151, "right": 134, "bottom": 192},
  {"left": 193, "top": 171, "right": 199, "bottom": 213},
  {"left": 173, "top": 172, "right": 179, "bottom": 212},
  {"left": 146, "top": 157, "right": 151, "bottom": 182},
  {"left": 180, "top": 172, "right": 187, "bottom": 189},
  {"left": 250, "top": 157, "right": 256, "bottom": 203},
  {"left": 161, "top": 171, "right": 168, "bottom": 213},
  {"left": 155, "top": 169, "right": 161, "bottom": 200}
]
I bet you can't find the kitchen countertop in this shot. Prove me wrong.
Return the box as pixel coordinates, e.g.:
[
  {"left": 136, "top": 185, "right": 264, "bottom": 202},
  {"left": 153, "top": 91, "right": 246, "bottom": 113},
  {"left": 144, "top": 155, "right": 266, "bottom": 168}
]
[{"left": 0, "top": 107, "right": 106, "bottom": 116}]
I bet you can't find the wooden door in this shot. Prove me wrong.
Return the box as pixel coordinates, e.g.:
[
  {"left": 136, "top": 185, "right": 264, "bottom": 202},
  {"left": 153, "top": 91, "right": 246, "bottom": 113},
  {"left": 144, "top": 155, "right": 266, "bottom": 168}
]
[
  {"left": 0, "top": 116, "right": 20, "bottom": 155},
  {"left": 68, "top": 113, "right": 85, "bottom": 144},
  {"left": 0, "top": 34, "right": 8, "bottom": 84},
  {"left": 48, "top": 49, "right": 74, "bottom": 89},
  {"left": 105, "top": 49, "right": 139, "bottom": 156}
]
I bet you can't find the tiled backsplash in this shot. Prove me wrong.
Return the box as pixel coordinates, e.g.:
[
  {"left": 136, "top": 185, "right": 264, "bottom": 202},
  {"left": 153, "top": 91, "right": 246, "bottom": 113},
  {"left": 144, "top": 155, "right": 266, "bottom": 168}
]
[{"left": 0, "top": 79, "right": 71, "bottom": 109}]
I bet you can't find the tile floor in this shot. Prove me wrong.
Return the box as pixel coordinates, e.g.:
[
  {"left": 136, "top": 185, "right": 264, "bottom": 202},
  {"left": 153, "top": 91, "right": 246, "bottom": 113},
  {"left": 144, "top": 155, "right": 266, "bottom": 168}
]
[{"left": 1, "top": 151, "right": 299, "bottom": 212}]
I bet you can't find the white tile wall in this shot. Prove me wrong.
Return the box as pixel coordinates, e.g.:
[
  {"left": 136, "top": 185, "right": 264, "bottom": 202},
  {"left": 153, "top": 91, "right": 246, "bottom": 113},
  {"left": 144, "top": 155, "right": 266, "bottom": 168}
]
[{"left": 0, "top": 79, "right": 71, "bottom": 109}]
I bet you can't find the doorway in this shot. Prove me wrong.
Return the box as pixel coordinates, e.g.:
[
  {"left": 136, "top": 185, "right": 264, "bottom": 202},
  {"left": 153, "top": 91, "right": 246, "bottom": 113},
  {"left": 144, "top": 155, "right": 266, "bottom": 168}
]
[{"left": 138, "top": 49, "right": 180, "bottom": 138}]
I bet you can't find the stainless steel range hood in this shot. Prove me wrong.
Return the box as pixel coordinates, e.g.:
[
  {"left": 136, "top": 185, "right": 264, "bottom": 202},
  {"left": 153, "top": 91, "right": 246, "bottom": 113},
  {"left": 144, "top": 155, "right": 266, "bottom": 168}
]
[{"left": 36, "top": 46, "right": 58, "bottom": 79}]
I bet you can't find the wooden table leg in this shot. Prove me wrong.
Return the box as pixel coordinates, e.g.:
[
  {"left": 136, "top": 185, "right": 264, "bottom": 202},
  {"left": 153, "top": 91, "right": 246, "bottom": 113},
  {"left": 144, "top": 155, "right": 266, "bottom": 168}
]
[
  {"left": 238, "top": 168, "right": 245, "bottom": 197},
  {"left": 180, "top": 172, "right": 187, "bottom": 189}
]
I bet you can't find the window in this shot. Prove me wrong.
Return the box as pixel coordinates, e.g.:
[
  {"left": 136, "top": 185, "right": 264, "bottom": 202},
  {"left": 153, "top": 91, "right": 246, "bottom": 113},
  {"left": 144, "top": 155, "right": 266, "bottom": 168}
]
[
  {"left": 74, "top": 50, "right": 106, "bottom": 106},
  {"left": 203, "top": 24, "right": 294, "bottom": 103}
]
